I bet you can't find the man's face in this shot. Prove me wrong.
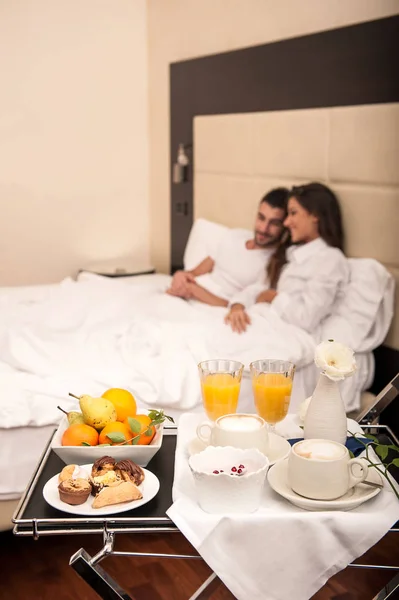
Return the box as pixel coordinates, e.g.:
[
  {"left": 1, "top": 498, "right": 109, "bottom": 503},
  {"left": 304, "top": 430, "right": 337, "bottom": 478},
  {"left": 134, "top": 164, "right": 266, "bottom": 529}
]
[{"left": 254, "top": 201, "right": 286, "bottom": 248}]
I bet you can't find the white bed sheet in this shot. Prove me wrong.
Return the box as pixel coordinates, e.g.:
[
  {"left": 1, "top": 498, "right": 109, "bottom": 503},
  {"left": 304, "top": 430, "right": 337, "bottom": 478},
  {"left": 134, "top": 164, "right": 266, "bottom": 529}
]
[{"left": 0, "top": 273, "right": 374, "bottom": 498}]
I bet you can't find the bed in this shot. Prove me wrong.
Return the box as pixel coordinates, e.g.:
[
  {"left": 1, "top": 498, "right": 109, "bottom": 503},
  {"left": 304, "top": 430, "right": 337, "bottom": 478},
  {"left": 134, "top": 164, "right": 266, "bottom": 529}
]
[
  {"left": 1, "top": 18, "right": 398, "bottom": 530},
  {"left": 0, "top": 226, "right": 394, "bottom": 529}
]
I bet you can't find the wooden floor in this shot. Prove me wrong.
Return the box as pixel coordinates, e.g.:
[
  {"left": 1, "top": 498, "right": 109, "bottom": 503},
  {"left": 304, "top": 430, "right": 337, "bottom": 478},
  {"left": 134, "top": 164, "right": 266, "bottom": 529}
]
[{"left": 1, "top": 529, "right": 397, "bottom": 599}]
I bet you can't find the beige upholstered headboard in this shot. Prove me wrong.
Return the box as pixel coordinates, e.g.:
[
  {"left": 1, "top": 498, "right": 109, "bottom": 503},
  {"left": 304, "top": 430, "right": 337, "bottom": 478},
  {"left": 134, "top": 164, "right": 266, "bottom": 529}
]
[{"left": 193, "top": 103, "right": 399, "bottom": 350}]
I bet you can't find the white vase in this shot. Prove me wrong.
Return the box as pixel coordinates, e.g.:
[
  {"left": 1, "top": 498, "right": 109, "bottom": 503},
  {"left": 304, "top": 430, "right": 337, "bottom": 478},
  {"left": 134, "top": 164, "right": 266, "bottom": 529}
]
[{"left": 303, "top": 373, "right": 347, "bottom": 445}]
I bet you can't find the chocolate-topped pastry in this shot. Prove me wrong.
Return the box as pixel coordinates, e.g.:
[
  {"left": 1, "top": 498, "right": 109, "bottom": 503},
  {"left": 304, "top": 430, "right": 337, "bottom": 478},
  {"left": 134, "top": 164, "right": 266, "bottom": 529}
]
[
  {"left": 115, "top": 459, "right": 145, "bottom": 486},
  {"left": 91, "top": 456, "right": 117, "bottom": 478}
]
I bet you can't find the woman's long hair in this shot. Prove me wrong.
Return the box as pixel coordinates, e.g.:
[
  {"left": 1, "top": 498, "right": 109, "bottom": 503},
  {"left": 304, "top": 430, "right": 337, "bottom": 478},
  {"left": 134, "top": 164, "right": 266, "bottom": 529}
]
[
  {"left": 266, "top": 182, "right": 345, "bottom": 289},
  {"left": 290, "top": 182, "right": 345, "bottom": 251},
  {"left": 261, "top": 188, "right": 291, "bottom": 289},
  {"left": 267, "top": 230, "right": 291, "bottom": 289}
]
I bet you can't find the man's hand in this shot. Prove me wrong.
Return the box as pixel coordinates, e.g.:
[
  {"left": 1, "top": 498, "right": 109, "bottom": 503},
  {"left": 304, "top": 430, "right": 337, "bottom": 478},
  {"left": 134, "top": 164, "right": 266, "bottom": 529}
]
[
  {"left": 256, "top": 289, "right": 278, "bottom": 304},
  {"left": 167, "top": 270, "right": 196, "bottom": 297},
  {"left": 224, "top": 303, "right": 251, "bottom": 333}
]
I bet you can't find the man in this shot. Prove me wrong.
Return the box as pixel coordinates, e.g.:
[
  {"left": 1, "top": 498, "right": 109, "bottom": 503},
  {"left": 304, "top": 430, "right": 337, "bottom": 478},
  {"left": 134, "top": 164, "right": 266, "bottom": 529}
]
[{"left": 166, "top": 187, "right": 289, "bottom": 308}]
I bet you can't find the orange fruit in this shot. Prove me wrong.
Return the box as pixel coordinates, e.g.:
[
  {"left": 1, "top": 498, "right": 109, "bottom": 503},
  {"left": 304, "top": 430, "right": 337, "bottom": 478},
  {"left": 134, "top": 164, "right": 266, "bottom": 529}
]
[
  {"left": 101, "top": 388, "right": 137, "bottom": 422},
  {"left": 124, "top": 414, "right": 155, "bottom": 446},
  {"left": 99, "top": 421, "right": 132, "bottom": 446},
  {"left": 61, "top": 423, "right": 99, "bottom": 447}
]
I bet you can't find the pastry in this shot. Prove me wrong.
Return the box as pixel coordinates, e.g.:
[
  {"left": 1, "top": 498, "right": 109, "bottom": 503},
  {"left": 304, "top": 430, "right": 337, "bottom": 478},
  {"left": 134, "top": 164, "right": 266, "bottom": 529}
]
[
  {"left": 91, "top": 456, "right": 117, "bottom": 478},
  {"left": 90, "top": 470, "right": 122, "bottom": 495},
  {"left": 58, "top": 478, "right": 92, "bottom": 505},
  {"left": 92, "top": 480, "right": 143, "bottom": 509},
  {"left": 58, "top": 464, "right": 89, "bottom": 483},
  {"left": 115, "top": 459, "right": 145, "bottom": 486}
]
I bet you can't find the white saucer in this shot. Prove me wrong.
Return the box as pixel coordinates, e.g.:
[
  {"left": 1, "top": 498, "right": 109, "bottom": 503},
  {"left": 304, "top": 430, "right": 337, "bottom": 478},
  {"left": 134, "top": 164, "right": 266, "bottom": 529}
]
[
  {"left": 187, "top": 432, "right": 291, "bottom": 466},
  {"left": 43, "top": 463, "right": 160, "bottom": 516},
  {"left": 267, "top": 459, "right": 382, "bottom": 511}
]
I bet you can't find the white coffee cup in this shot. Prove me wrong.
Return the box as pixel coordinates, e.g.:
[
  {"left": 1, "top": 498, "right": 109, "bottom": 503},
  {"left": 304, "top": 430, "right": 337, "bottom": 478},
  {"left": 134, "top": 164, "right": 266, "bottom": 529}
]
[
  {"left": 288, "top": 439, "right": 369, "bottom": 500},
  {"left": 196, "top": 413, "right": 269, "bottom": 454}
]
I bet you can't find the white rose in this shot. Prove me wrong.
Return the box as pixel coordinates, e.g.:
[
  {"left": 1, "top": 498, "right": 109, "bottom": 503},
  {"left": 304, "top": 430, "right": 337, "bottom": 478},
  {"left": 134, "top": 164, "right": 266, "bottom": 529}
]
[
  {"left": 314, "top": 340, "right": 357, "bottom": 381},
  {"left": 298, "top": 396, "right": 312, "bottom": 423}
]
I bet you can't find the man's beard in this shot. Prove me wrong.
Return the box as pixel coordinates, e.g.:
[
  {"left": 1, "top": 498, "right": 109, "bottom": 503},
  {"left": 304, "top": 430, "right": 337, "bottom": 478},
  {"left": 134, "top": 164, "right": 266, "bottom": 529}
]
[{"left": 254, "top": 232, "right": 278, "bottom": 248}]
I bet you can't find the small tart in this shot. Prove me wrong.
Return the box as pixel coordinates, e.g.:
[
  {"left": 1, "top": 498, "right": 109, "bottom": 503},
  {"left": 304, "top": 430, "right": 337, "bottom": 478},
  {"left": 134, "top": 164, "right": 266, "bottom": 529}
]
[
  {"left": 58, "top": 478, "right": 92, "bottom": 505},
  {"left": 59, "top": 464, "right": 89, "bottom": 483},
  {"left": 58, "top": 464, "right": 78, "bottom": 483}
]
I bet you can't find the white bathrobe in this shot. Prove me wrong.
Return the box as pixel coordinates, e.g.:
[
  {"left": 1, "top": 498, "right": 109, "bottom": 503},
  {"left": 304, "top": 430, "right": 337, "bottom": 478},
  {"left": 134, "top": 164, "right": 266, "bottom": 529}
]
[
  {"left": 194, "top": 229, "right": 273, "bottom": 300},
  {"left": 230, "top": 238, "right": 350, "bottom": 332}
]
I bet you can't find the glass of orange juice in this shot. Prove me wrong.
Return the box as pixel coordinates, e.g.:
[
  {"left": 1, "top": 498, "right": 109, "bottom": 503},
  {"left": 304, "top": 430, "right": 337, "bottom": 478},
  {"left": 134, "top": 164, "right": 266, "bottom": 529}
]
[
  {"left": 198, "top": 360, "right": 244, "bottom": 421},
  {"left": 250, "top": 359, "right": 295, "bottom": 434}
]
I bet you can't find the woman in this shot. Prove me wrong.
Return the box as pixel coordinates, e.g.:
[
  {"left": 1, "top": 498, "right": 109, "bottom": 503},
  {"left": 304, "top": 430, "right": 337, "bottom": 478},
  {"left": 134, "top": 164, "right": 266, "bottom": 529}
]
[{"left": 225, "top": 182, "right": 349, "bottom": 333}]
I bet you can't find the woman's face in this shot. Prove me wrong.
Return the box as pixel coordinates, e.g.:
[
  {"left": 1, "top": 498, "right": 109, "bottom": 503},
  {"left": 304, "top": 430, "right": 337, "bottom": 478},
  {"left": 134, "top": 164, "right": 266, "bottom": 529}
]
[{"left": 284, "top": 197, "right": 319, "bottom": 244}]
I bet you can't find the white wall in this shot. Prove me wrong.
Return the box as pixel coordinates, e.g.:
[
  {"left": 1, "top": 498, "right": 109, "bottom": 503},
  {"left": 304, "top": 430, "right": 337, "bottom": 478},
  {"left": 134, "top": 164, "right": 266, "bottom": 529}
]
[
  {"left": 0, "top": 0, "right": 149, "bottom": 285},
  {"left": 148, "top": 0, "right": 399, "bottom": 273}
]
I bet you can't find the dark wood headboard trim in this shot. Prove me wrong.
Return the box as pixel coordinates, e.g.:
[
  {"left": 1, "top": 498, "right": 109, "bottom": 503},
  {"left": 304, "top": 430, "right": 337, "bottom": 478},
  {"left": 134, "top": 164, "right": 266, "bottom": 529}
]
[{"left": 170, "top": 15, "right": 399, "bottom": 392}]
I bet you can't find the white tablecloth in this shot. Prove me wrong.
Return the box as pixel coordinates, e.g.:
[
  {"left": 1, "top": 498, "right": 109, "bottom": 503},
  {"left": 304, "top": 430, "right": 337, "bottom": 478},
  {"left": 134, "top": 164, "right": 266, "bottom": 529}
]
[{"left": 166, "top": 413, "right": 399, "bottom": 600}]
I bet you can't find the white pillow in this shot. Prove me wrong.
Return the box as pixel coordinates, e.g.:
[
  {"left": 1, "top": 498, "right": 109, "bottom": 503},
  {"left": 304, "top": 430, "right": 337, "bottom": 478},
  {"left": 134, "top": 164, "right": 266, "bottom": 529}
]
[
  {"left": 319, "top": 258, "right": 395, "bottom": 352},
  {"left": 183, "top": 218, "right": 230, "bottom": 270}
]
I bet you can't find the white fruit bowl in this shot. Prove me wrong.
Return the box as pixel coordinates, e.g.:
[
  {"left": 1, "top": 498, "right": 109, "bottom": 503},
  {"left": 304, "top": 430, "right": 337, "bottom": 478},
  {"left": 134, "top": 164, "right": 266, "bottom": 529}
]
[{"left": 51, "top": 416, "right": 164, "bottom": 467}]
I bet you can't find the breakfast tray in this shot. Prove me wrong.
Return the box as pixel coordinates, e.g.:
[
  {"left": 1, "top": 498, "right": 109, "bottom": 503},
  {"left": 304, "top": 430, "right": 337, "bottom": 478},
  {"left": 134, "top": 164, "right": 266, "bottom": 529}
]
[{"left": 12, "top": 424, "right": 399, "bottom": 600}]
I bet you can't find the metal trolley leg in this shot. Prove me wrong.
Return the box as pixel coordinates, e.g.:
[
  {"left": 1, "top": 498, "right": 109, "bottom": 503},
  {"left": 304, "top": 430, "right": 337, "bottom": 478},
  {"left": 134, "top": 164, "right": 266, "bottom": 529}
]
[
  {"left": 70, "top": 547, "right": 133, "bottom": 600},
  {"left": 69, "top": 526, "right": 222, "bottom": 600},
  {"left": 188, "top": 572, "right": 222, "bottom": 600},
  {"left": 70, "top": 528, "right": 133, "bottom": 600},
  {"left": 372, "top": 572, "right": 399, "bottom": 600}
]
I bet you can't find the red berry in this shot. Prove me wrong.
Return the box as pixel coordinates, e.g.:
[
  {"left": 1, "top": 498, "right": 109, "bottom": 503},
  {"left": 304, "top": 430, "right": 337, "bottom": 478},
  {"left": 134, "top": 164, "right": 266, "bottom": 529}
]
[
  {"left": 220, "top": 469, "right": 224, "bottom": 472},
  {"left": 237, "top": 468, "right": 242, "bottom": 474},
  {"left": 213, "top": 470, "right": 219, "bottom": 474},
  {"left": 239, "top": 464, "right": 245, "bottom": 469},
  {"left": 231, "top": 466, "right": 237, "bottom": 472}
]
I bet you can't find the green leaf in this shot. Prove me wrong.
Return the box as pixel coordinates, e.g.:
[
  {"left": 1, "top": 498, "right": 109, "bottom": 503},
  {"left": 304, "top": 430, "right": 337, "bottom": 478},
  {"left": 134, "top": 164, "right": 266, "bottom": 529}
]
[
  {"left": 127, "top": 418, "right": 142, "bottom": 434},
  {"left": 348, "top": 450, "right": 355, "bottom": 458},
  {"left": 106, "top": 432, "right": 126, "bottom": 444},
  {"left": 146, "top": 409, "right": 174, "bottom": 424},
  {"left": 375, "top": 445, "right": 389, "bottom": 461},
  {"left": 328, "top": 339, "right": 334, "bottom": 342},
  {"left": 132, "top": 436, "right": 140, "bottom": 445},
  {"left": 362, "top": 433, "right": 379, "bottom": 443},
  {"left": 98, "top": 443, "right": 111, "bottom": 447},
  {"left": 391, "top": 458, "right": 399, "bottom": 468},
  {"left": 387, "top": 445, "right": 399, "bottom": 453},
  {"left": 81, "top": 441, "right": 91, "bottom": 446},
  {"left": 144, "top": 427, "right": 153, "bottom": 436}
]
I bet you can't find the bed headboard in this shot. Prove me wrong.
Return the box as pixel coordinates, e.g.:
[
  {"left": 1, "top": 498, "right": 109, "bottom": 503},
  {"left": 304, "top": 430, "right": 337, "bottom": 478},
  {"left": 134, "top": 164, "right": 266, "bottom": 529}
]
[
  {"left": 170, "top": 15, "right": 399, "bottom": 390},
  {"left": 193, "top": 103, "right": 399, "bottom": 352}
]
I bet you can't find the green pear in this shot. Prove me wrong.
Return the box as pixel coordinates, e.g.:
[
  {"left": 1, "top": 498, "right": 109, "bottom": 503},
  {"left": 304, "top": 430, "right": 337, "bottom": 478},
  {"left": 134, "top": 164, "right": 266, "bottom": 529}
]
[
  {"left": 57, "top": 406, "right": 85, "bottom": 425},
  {"left": 78, "top": 394, "right": 117, "bottom": 430}
]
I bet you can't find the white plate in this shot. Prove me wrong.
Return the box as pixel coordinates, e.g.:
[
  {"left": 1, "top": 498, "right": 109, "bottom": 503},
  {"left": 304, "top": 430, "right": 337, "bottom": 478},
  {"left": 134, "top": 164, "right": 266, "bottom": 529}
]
[
  {"left": 187, "top": 432, "right": 291, "bottom": 466},
  {"left": 43, "top": 463, "right": 160, "bottom": 516},
  {"left": 267, "top": 459, "right": 382, "bottom": 511}
]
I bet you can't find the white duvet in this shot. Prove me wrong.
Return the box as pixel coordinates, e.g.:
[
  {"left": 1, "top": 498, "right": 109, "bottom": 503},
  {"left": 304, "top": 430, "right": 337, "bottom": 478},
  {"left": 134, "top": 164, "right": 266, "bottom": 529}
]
[{"left": 0, "top": 274, "right": 317, "bottom": 428}]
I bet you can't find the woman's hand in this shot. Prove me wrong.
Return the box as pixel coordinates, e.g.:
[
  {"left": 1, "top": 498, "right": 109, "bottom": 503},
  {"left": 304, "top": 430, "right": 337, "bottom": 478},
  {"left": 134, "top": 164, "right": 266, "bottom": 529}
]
[
  {"left": 224, "top": 303, "right": 251, "bottom": 333},
  {"left": 256, "top": 289, "right": 278, "bottom": 304}
]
